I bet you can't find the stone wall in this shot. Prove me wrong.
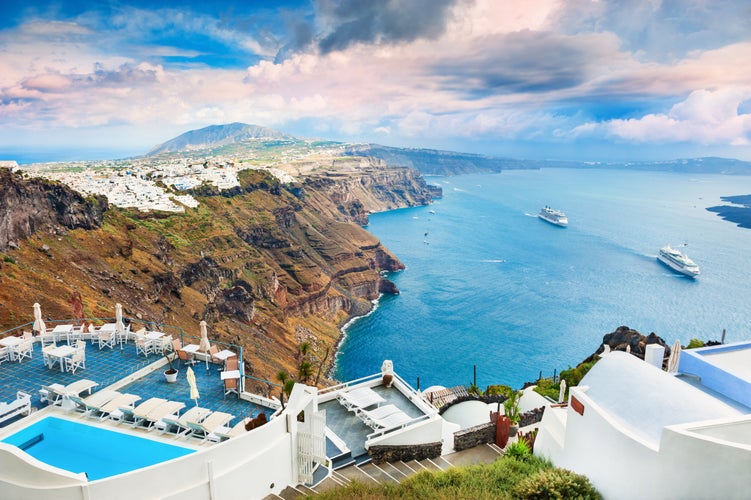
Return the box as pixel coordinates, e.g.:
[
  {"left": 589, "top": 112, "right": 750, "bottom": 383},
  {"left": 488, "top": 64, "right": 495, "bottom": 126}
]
[
  {"left": 368, "top": 442, "right": 442, "bottom": 464},
  {"left": 453, "top": 422, "right": 496, "bottom": 451}
]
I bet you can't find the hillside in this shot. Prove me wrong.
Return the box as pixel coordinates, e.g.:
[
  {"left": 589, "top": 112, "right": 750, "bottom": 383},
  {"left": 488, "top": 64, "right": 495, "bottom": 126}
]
[
  {"left": 0, "top": 162, "right": 439, "bottom": 388},
  {"left": 147, "top": 122, "right": 296, "bottom": 156}
]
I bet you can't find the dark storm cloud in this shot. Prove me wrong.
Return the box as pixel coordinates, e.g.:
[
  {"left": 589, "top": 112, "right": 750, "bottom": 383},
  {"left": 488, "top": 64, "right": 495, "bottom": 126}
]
[
  {"left": 316, "top": 0, "right": 462, "bottom": 54},
  {"left": 431, "top": 30, "right": 618, "bottom": 97}
]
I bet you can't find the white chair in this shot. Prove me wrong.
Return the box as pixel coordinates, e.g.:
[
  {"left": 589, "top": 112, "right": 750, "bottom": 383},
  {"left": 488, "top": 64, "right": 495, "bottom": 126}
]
[
  {"left": 40, "top": 330, "right": 56, "bottom": 348},
  {"left": 0, "top": 347, "right": 9, "bottom": 364},
  {"left": 117, "top": 324, "right": 131, "bottom": 347},
  {"left": 135, "top": 333, "right": 154, "bottom": 357},
  {"left": 98, "top": 330, "right": 116, "bottom": 350},
  {"left": 41, "top": 343, "right": 58, "bottom": 368},
  {"left": 14, "top": 339, "right": 34, "bottom": 363},
  {"left": 65, "top": 347, "right": 86, "bottom": 374}
]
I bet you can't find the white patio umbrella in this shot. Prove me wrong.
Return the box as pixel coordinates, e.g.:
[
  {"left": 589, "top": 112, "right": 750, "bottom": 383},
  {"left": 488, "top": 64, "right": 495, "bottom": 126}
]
[
  {"left": 558, "top": 379, "right": 567, "bottom": 404},
  {"left": 199, "top": 320, "right": 211, "bottom": 370},
  {"left": 33, "top": 303, "right": 46, "bottom": 334},
  {"left": 667, "top": 340, "right": 681, "bottom": 374},
  {"left": 187, "top": 366, "right": 199, "bottom": 406},
  {"left": 115, "top": 303, "right": 124, "bottom": 349}
]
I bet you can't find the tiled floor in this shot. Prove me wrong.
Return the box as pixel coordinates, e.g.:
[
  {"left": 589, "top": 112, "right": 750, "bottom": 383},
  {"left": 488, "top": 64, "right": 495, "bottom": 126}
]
[
  {"left": 321, "top": 384, "right": 428, "bottom": 459},
  {"left": 0, "top": 336, "right": 274, "bottom": 429}
]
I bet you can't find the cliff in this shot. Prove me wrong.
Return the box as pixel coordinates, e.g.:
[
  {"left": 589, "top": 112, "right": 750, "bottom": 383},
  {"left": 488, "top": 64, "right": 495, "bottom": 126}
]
[{"left": 0, "top": 163, "right": 438, "bottom": 388}]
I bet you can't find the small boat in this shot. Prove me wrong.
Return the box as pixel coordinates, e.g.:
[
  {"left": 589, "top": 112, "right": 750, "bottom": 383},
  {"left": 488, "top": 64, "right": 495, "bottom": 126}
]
[
  {"left": 657, "top": 245, "right": 700, "bottom": 278},
  {"left": 428, "top": 210, "right": 435, "bottom": 214},
  {"left": 538, "top": 206, "right": 568, "bottom": 227}
]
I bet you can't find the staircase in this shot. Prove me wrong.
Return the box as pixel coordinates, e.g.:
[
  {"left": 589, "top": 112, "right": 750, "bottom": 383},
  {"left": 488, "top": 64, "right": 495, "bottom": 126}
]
[{"left": 264, "top": 443, "right": 505, "bottom": 498}]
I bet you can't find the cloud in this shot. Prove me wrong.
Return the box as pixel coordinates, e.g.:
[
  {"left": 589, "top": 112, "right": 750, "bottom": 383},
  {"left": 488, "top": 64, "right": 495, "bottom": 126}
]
[
  {"left": 313, "top": 0, "right": 460, "bottom": 54},
  {"left": 590, "top": 88, "right": 751, "bottom": 145}
]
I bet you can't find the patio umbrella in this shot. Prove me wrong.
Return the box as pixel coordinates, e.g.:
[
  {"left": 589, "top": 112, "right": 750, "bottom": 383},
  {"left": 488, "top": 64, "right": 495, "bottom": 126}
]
[
  {"left": 115, "top": 303, "right": 124, "bottom": 349},
  {"left": 199, "top": 320, "right": 210, "bottom": 370},
  {"left": 667, "top": 340, "right": 681, "bottom": 374},
  {"left": 187, "top": 366, "right": 200, "bottom": 406},
  {"left": 558, "top": 379, "right": 567, "bottom": 404},
  {"left": 33, "top": 303, "right": 46, "bottom": 334}
]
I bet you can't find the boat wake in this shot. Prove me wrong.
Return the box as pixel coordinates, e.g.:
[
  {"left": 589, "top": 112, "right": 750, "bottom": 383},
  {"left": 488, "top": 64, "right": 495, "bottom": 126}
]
[{"left": 479, "top": 259, "right": 506, "bottom": 263}]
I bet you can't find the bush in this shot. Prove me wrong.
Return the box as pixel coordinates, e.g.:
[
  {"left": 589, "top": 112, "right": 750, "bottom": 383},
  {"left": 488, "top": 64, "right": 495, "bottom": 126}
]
[
  {"left": 686, "top": 338, "right": 705, "bottom": 349},
  {"left": 512, "top": 468, "right": 602, "bottom": 499},
  {"left": 504, "top": 440, "right": 531, "bottom": 460}
]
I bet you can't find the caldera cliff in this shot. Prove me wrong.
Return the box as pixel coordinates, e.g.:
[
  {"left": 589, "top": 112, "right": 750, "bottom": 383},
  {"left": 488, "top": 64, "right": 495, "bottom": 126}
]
[{"left": 0, "top": 161, "right": 441, "bottom": 391}]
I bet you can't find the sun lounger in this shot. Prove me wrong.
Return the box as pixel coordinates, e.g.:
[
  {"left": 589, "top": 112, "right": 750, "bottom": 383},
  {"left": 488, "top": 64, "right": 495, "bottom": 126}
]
[
  {"left": 0, "top": 391, "right": 32, "bottom": 425},
  {"left": 185, "top": 411, "right": 234, "bottom": 441},
  {"left": 68, "top": 389, "right": 119, "bottom": 414},
  {"left": 338, "top": 386, "right": 385, "bottom": 413},
  {"left": 40, "top": 379, "right": 99, "bottom": 406},
  {"left": 141, "top": 400, "right": 185, "bottom": 430},
  {"left": 114, "top": 397, "right": 167, "bottom": 425},
  {"left": 367, "top": 409, "right": 413, "bottom": 430},
  {"left": 359, "top": 403, "right": 401, "bottom": 427},
  {"left": 159, "top": 406, "right": 212, "bottom": 436},
  {"left": 209, "top": 418, "right": 250, "bottom": 442},
  {"left": 89, "top": 393, "right": 141, "bottom": 420}
]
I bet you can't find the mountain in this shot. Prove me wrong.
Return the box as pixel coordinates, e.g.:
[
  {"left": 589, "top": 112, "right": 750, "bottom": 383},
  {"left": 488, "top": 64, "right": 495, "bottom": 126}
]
[{"left": 147, "top": 123, "right": 296, "bottom": 155}]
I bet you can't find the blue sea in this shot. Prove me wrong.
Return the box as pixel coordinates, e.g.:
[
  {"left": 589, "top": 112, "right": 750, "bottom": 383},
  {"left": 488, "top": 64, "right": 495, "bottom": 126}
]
[{"left": 333, "top": 168, "right": 751, "bottom": 390}]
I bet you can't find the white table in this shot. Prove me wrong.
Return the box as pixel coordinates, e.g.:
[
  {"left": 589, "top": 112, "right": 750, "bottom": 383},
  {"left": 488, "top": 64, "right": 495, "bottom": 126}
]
[
  {"left": 221, "top": 370, "right": 241, "bottom": 380},
  {"left": 0, "top": 337, "right": 22, "bottom": 361},
  {"left": 182, "top": 344, "right": 200, "bottom": 354},
  {"left": 47, "top": 345, "right": 76, "bottom": 372},
  {"left": 145, "top": 331, "right": 164, "bottom": 340},
  {"left": 51, "top": 324, "right": 74, "bottom": 343},
  {"left": 214, "top": 350, "right": 236, "bottom": 362}
]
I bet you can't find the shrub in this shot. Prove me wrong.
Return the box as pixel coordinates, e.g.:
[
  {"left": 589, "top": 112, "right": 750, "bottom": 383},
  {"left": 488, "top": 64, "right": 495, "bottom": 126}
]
[
  {"left": 504, "top": 440, "right": 531, "bottom": 460},
  {"left": 512, "top": 468, "right": 602, "bottom": 499},
  {"left": 686, "top": 338, "right": 705, "bottom": 349}
]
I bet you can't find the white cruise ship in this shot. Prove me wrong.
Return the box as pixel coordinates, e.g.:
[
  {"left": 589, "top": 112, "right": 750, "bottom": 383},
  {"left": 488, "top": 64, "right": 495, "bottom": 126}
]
[
  {"left": 657, "top": 245, "right": 700, "bottom": 277},
  {"left": 538, "top": 206, "right": 568, "bottom": 227}
]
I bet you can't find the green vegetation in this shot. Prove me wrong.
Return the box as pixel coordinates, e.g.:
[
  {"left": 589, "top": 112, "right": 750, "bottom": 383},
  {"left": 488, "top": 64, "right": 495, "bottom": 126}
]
[
  {"left": 534, "top": 360, "right": 598, "bottom": 401},
  {"left": 316, "top": 455, "right": 600, "bottom": 500},
  {"left": 686, "top": 338, "right": 705, "bottom": 349}
]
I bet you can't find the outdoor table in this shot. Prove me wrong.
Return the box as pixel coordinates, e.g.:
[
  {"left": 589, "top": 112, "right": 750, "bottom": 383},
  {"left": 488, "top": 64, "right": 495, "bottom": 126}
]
[
  {"left": 214, "top": 350, "right": 236, "bottom": 362},
  {"left": 0, "top": 337, "right": 22, "bottom": 361},
  {"left": 51, "top": 324, "right": 74, "bottom": 343},
  {"left": 47, "top": 345, "right": 76, "bottom": 372},
  {"left": 145, "top": 331, "right": 164, "bottom": 340},
  {"left": 221, "top": 370, "right": 241, "bottom": 380},
  {"left": 183, "top": 344, "right": 200, "bottom": 354}
]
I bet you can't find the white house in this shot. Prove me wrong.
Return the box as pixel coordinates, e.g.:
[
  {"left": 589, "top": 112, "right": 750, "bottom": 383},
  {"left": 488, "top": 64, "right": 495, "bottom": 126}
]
[{"left": 535, "top": 344, "right": 751, "bottom": 499}]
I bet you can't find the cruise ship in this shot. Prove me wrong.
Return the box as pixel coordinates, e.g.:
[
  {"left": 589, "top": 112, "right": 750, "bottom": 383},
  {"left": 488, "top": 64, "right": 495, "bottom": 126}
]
[
  {"left": 538, "top": 206, "right": 568, "bottom": 227},
  {"left": 657, "top": 245, "right": 700, "bottom": 277}
]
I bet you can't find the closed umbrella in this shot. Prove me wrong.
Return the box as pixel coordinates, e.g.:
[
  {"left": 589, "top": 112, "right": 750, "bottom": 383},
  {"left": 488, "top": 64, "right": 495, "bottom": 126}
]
[
  {"left": 187, "top": 366, "right": 199, "bottom": 406},
  {"left": 667, "top": 340, "right": 681, "bottom": 374},
  {"left": 33, "top": 303, "right": 46, "bottom": 334},
  {"left": 115, "top": 303, "right": 124, "bottom": 348},
  {"left": 558, "top": 379, "right": 567, "bottom": 404},
  {"left": 199, "top": 320, "right": 210, "bottom": 370}
]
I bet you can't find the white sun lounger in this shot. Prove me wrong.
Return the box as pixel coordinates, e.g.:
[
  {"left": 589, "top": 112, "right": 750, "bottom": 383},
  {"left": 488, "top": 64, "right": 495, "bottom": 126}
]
[
  {"left": 141, "top": 400, "right": 186, "bottom": 430},
  {"left": 41, "top": 379, "right": 99, "bottom": 406},
  {"left": 0, "top": 392, "right": 32, "bottom": 425},
  {"left": 159, "top": 406, "right": 212, "bottom": 436},
  {"left": 367, "top": 409, "right": 413, "bottom": 430},
  {"left": 359, "top": 403, "right": 401, "bottom": 427},
  {"left": 186, "top": 411, "right": 234, "bottom": 441},
  {"left": 115, "top": 397, "right": 166, "bottom": 425},
  {"left": 209, "top": 418, "right": 250, "bottom": 442},
  {"left": 338, "top": 386, "right": 385, "bottom": 413},
  {"left": 90, "top": 393, "right": 141, "bottom": 420},
  {"left": 68, "top": 389, "right": 119, "bottom": 414}
]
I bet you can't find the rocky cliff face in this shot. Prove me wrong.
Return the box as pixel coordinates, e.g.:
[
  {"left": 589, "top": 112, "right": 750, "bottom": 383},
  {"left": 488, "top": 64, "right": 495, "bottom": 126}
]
[
  {"left": 0, "top": 164, "right": 434, "bottom": 386},
  {"left": 0, "top": 169, "right": 108, "bottom": 251}
]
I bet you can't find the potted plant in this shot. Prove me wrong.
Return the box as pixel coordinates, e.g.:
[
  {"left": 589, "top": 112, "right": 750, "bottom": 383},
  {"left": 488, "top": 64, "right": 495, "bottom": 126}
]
[
  {"left": 164, "top": 353, "right": 178, "bottom": 383},
  {"left": 504, "top": 390, "right": 521, "bottom": 436}
]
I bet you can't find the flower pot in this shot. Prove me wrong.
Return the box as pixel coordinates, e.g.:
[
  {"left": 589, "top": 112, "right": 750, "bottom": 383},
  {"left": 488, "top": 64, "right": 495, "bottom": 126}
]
[{"left": 164, "top": 369, "right": 178, "bottom": 383}]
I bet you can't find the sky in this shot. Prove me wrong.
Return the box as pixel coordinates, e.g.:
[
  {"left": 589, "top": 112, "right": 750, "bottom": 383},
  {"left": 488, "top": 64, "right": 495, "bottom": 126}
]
[{"left": 1, "top": 0, "right": 751, "bottom": 163}]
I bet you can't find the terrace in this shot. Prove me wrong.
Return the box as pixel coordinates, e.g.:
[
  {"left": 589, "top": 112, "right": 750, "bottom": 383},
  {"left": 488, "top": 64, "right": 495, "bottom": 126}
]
[{"left": 0, "top": 314, "right": 451, "bottom": 498}]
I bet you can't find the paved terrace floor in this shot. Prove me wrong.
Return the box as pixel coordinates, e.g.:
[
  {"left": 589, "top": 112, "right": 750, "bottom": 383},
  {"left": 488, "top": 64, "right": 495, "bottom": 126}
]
[
  {"left": 321, "top": 383, "right": 428, "bottom": 460},
  {"left": 0, "top": 336, "right": 275, "bottom": 428}
]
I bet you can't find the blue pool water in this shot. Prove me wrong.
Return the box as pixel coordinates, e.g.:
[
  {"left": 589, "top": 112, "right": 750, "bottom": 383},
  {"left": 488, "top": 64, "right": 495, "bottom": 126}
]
[
  {"left": 334, "top": 169, "right": 751, "bottom": 390},
  {"left": 2, "top": 416, "right": 194, "bottom": 480}
]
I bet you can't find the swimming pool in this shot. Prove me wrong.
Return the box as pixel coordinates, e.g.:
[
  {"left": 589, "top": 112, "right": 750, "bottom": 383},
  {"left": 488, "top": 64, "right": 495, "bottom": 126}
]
[{"left": 1, "top": 416, "right": 194, "bottom": 480}]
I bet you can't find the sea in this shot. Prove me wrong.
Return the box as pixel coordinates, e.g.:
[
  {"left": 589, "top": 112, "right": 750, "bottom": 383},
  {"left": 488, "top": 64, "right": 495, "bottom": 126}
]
[{"left": 333, "top": 168, "right": 751, "bottom": 391}]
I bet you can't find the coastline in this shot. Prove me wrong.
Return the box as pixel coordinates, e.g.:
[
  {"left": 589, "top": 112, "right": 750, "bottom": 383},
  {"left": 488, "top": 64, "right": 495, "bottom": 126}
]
[{"left": 326, "top": 294, "right": 383, "bottom": 381}]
